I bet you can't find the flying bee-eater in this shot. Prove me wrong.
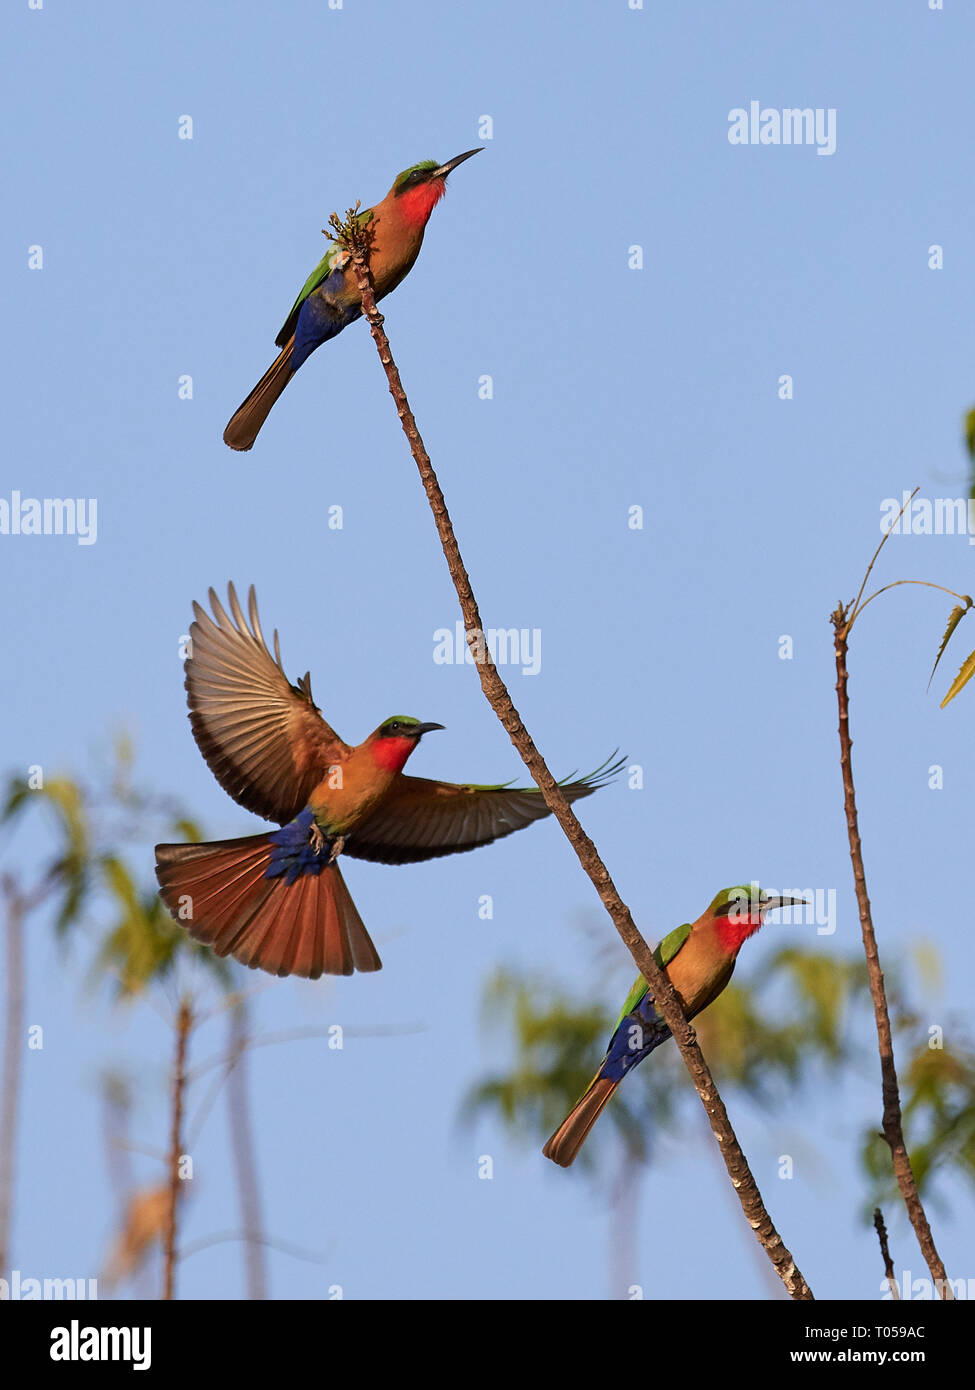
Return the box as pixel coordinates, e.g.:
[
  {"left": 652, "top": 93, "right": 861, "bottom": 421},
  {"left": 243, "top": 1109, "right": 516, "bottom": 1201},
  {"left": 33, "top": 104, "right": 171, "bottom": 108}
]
[
  {"left": 543, "top": 885, "right": 807, "bottom": 1167},
  {"left": 223, "top": 149, "right": 483, "bottom": 451},
  {"left": 155, "top": 584, "right": 621, "bottom": 980}
]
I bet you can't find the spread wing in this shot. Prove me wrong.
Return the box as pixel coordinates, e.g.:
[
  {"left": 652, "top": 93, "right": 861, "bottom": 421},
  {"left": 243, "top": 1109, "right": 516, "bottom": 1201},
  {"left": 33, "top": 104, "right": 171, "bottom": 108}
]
[
  {"left": 275, "top": 209, "right": 374, "bottom": 347},
  {"left": 344, "top": 756, "right": 624, "bottom": 865},
  {"left": 185, "top": 583, "right": 350, "bottom": 825}
]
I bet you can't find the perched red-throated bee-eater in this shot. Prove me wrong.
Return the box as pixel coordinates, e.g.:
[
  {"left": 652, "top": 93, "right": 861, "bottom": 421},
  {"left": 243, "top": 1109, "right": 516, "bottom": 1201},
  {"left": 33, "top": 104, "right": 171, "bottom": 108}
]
[
  {"left": 223, "top": 149, "right": 482, "bottom": 451},
  {"left": 543, "top": 885, "right": 807, "bottom": 1167},
  {"left": 155, "top": 584, "right": 621, "bottom": 979}
]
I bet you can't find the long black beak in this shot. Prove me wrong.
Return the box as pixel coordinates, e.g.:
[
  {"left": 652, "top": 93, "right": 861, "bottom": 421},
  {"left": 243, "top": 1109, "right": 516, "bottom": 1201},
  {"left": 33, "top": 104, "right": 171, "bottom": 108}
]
[
  {"left": 762, "top": 895, "right": 808, "bottom": 913},
  {"left": 432, "top": 149, "right": 483, "bottom": 179},
  {"left": 414, "top": 722, "right": 446, "bottom": 737}
]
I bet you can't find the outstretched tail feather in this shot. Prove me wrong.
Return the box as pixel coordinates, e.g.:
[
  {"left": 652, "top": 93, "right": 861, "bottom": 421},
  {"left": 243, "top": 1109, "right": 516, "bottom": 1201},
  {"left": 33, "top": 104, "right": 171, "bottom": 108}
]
[
  {"left": 223, "top": 338, "right": 295, "bottom": 451},
  {"left": 155, "top": 833, "right": 381, "bottom": 978},
  {"left": 542, "top": 1076, "right": 619, "bottom": 1168}
]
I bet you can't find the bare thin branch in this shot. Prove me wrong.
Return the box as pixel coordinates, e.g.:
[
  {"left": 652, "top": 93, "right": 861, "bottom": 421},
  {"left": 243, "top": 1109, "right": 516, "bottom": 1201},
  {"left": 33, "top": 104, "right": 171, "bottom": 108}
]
[
  {"left": 831, "top": 606, "right": 951, "bottom": 1296},
  {"left": 0, "top": 874, "right": 54, "bottom": 1271},
  {"left": 854, "top": 579, "right": 971, "bottom": 627},
  {"left": 0, "top": 881, "right": 26, "bottom": 1272},
  {"left": 226, "top": 996, "right": 266, "bottom": 1300},
  {"left": 846, "top": 487, "right": 919, "bottom": 631},
  {"left": 178, "top": 1229, "right": 330, "bottom": 1266},
  {"left": 334, "top": 214, "right": 813, "bottom": 1300},
  {"left": 162, "top": 997, "right": 192, "bottom": 1300},
  {"left": 873, "top": 1206, "right": 899, "bottom": 1299}
]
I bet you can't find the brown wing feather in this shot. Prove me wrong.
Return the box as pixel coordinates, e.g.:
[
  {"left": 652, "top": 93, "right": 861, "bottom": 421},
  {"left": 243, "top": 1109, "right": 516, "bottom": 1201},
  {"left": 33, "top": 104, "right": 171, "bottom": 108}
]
[
  {"left": 343, "top": 773, "right": 604, "bottom": 865},
  {"left": 185, "top": 583, "right": 350, "bottom": 825}
]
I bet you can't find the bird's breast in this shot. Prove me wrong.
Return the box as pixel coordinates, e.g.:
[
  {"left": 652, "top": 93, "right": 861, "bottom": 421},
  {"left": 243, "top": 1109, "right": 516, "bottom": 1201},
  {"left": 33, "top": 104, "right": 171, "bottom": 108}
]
[
  {"left": 308, "top": 760, "right": 397, "bottom": 835},
  {"left": 665, "top": 930, "right": 736, "bottom": 1017},
  {"left": 365, "top": 212, "right": 424, "bottom": 296}
]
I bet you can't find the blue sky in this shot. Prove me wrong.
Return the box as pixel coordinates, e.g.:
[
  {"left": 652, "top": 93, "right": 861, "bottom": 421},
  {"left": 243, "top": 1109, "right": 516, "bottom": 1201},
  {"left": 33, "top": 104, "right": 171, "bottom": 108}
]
[{"left": 2, "top": 0, "right": 973, "bottom": 1300}]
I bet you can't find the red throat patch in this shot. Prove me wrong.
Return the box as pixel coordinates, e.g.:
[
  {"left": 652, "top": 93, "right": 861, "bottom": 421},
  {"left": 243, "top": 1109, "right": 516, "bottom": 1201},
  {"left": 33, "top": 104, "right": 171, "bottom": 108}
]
[
  {"left": 370, "top": 736, "right": 416, "bottom": 775},
  {"left": 715, "top": 911, "right": 764, "bottom": 955},
  {"left": 397, "top": 179, "right": 446, "bottom": 230}
]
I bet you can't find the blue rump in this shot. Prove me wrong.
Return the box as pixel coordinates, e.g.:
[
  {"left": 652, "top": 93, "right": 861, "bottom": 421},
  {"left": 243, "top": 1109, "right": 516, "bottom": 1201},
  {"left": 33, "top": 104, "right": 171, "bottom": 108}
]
[{"left": 266, "top": 809, "right": 330, "bottom": 885}]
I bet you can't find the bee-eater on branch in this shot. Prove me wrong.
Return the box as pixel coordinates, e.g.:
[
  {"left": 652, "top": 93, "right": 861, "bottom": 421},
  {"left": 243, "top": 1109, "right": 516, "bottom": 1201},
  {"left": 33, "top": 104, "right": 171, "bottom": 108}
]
[
  {"left": 223, "top": 149, "right": 482, "bottom": 451},
  {"left": 155, "top": 584, "right": 620, "bottom": 980},
  {"left": 543, "top": 885, "right": 806, "bottom": 1167}
]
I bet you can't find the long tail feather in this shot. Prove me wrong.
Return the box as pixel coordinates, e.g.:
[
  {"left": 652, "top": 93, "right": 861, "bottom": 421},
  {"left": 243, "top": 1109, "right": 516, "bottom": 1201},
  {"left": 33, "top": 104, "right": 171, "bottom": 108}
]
[
  {"left": 542, "top": 1076, "right": 619, "bottom": 1168},
  {"left": 155, "top": 833, "right": 381, "bottom": 978},
  {"left": 223, "top": 339, "right": 295, "bottom": 452}
]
